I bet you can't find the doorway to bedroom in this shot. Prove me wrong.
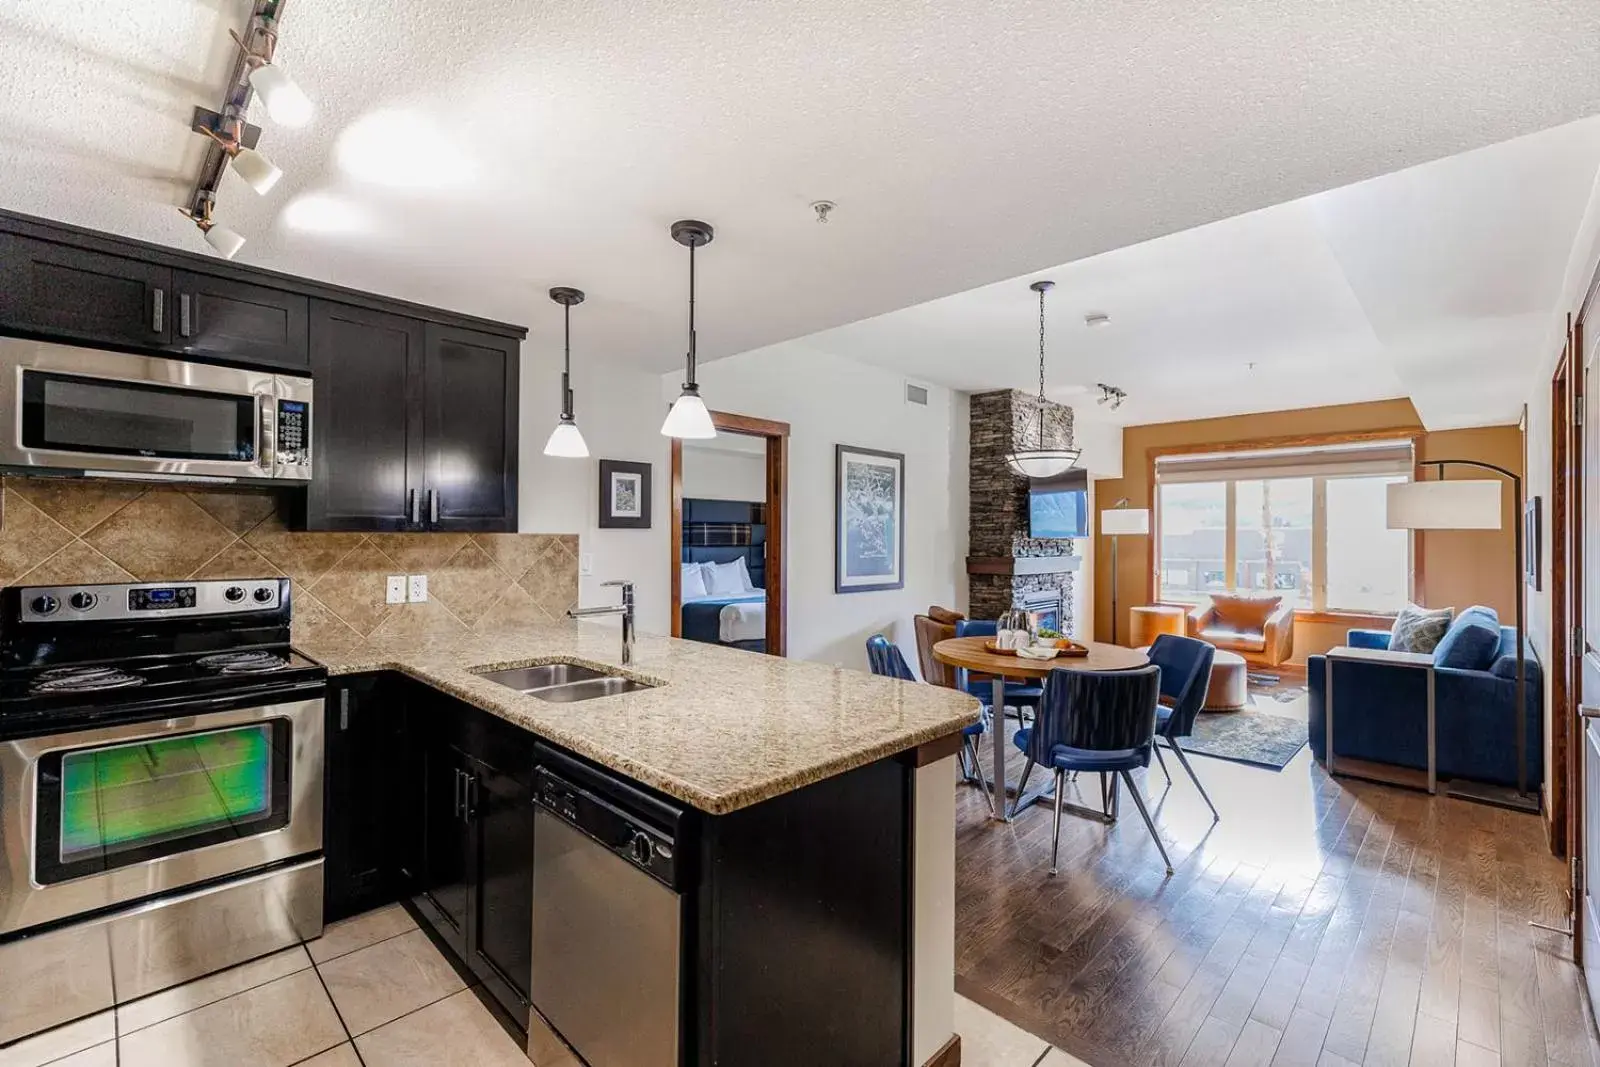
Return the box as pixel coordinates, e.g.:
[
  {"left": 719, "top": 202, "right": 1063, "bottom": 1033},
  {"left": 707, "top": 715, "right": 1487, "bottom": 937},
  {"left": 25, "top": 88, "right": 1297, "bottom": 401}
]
[{"left": 670, "top": 411, "right": 789, "bottom": 656}]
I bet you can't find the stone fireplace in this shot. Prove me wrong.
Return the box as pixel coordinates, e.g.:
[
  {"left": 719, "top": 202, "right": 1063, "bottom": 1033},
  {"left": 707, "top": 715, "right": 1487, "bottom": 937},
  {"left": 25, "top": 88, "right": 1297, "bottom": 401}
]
[{"left": 967, "top": 389, "right": 1080, "bottom": 631}]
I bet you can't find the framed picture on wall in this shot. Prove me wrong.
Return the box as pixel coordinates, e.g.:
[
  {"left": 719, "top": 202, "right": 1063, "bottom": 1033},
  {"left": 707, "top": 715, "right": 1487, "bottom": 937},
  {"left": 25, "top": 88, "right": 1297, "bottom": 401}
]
[
  {"left": 835, "top": 444, "right": 905, "bottom": 593},
  {"left": 599, "top": 460, "right": 652, "bottom": 529},
  {"left": 1525, "top": 496, "right": 1541, "bottom": 590}
]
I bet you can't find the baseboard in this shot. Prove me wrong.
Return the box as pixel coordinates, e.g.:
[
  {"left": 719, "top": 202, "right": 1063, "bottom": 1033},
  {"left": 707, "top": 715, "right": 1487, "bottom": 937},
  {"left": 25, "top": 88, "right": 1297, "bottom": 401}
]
[{"left": 922, "top": 1033, "right": 960, "bottom": 1067}]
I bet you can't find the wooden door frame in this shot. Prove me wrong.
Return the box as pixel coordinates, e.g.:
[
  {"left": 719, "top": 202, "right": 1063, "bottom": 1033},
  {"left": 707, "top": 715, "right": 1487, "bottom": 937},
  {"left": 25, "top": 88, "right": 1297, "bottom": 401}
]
[
  {"left": 669, "top": 411, "right": 791, "bottom": 656},
  {"left": 1552, "top": 319, "right": 1576, "bottom": 860},
  {"left": 1572, "top": 266, "right": 1600, "bottom": 964}
]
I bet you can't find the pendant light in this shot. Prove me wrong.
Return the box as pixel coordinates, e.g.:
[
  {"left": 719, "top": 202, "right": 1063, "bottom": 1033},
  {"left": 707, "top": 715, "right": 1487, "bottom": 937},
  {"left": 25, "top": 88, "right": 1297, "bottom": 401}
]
[
  {"left": 543, "top": 287, "right": 589, "bottom": 459},
  {"left": 660, "top": 219, "right": 717, "bottom": 439},
  {"left": 1004, "top": 280, "right": 1081, "bottom": 479}
]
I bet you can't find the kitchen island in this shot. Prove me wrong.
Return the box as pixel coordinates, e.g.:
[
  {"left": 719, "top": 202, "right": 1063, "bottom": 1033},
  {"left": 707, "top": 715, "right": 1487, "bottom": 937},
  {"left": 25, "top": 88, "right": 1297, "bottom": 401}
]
[{"left": 298, "top": 620, "right": 978, "bottom": 1067}]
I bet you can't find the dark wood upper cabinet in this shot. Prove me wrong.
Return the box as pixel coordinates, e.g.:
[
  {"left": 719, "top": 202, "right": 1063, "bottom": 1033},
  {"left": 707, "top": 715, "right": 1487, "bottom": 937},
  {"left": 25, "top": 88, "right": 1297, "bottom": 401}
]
[
  {"left": 0, "top": 234, "right": 172, "bottom": 347},
  {"left": 304, "top": 301, "right": 425, "bottom": 531},
  {"left": 172, "top": 270, "right": 309, "bottom": 369},
  {"left": 422, "top": 324, "right": 519, "bottom": 532}
]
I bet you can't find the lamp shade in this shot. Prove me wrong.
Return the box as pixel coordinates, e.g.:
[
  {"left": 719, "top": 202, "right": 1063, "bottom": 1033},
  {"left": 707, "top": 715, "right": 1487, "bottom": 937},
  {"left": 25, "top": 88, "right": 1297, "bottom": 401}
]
[
  {"left": 203, "top": 224, "right": 246, "bottom": 260},
  {"left": 660, "top": 390, "right": 716, "bottom": 439},
  {"left": 1386, "top": 480, "right": 1501, "bottom": 530},
  {"left": 1100, "top": 508, "right": 1150, "bottom": 536},
  {"left": 542, "top": 417, "right": 588, "bottom": 458}
]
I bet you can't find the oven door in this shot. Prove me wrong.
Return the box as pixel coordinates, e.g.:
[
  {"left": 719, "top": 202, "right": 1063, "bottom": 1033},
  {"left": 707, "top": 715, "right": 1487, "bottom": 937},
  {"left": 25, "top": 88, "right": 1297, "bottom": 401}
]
[
  {"left": 0, "top": 694, "right": 324, "bottom": 936},
  {"left": 0, "top": 338, "right": 277, "bottom": 481}
]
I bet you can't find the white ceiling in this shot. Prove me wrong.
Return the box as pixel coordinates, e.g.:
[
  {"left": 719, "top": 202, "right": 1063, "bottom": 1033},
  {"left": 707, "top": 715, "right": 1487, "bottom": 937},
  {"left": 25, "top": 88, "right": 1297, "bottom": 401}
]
[
  {"left": 2, "top": 1, "right": 1599, "bottom": 384},
  {"left": 784, "top": 116, "right": 1600, "bottom": 430}
]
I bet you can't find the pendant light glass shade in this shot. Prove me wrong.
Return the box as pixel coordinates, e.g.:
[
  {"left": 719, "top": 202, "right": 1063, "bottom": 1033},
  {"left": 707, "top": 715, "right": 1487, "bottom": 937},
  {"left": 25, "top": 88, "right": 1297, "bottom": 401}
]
[
  {"left": 544, "top": 287, "right": 589, "bottom": 458},
  {"left": 543, "top": 416, "right": 589, "bottom": 458},
  {"left": 661, "top": 220, "right": 717, "bottom": 440},
  {"left": 1004, "top": 279, "right": 1081, "bottom": 479},
  {"left": 661, "top": 388, "right": 717, "bottom": 439}
]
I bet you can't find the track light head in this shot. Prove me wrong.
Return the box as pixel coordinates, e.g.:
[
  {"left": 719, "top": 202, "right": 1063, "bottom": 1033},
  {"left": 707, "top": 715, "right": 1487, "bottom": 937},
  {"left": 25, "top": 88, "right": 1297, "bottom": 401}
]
[{"left": 248, "top": 61, "right": 313, "bottom": 127}]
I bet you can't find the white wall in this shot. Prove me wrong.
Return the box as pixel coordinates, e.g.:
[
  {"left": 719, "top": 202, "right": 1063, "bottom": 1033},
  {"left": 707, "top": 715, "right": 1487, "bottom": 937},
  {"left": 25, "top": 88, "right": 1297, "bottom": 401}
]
[
  {"left": 518, "top": 350, "right": 672, "bottom": 635},
  {"left": 681, "top": 446, "right": 767, "bottom": 502},
  {"left": 679, "top": 340, "right": 969, "bottom": 670}
]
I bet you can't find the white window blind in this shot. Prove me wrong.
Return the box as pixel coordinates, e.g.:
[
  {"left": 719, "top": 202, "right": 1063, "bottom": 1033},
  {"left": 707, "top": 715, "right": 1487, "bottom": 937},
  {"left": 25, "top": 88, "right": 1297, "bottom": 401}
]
[{"left": 1154, "top": 440, "right": 1414, "bottom": 484}]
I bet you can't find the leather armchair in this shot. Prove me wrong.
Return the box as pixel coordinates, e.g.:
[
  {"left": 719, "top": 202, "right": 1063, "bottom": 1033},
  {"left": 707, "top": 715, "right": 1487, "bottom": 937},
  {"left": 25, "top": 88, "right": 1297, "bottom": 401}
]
[
  {"left": 913, "top": 606, "right": 964, "bottom": 688},
  {"left": 1185, "top": 594, "right": 1294, "bottom": 668}
]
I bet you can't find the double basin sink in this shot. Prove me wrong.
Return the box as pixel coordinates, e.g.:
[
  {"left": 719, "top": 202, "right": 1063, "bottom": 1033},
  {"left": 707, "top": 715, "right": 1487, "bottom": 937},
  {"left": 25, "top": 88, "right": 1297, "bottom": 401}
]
[{"left": 477, "top": 662, "right": 657, "bottom": 703}]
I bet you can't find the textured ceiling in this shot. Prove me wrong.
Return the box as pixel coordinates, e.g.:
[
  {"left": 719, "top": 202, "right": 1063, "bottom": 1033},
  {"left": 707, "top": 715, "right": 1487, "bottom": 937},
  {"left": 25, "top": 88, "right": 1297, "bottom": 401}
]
[
  {"left": 779, "top": 117, "right": 1600, "bottom": 430},
  {"left": 2, "top": 1, "right": 1599, "bottom": 379}
]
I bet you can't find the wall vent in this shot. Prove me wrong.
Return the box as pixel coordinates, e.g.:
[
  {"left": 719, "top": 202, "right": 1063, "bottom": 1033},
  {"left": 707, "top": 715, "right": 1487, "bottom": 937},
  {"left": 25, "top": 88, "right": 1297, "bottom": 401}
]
[{"left": 905, "top": 382, "right": 929, "bottom": 406}]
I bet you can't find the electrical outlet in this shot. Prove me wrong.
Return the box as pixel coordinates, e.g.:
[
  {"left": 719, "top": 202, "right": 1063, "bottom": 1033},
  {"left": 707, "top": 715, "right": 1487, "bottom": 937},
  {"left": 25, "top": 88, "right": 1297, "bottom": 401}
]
[
  {"left": 386, "top": 575, "right": 406, "bottom": 604},
  {"left": 580, "top": 553, "right": 595, "bottom": 577},
  {"left": 407, "top": 574, "right": 429, "bottom": 603}
]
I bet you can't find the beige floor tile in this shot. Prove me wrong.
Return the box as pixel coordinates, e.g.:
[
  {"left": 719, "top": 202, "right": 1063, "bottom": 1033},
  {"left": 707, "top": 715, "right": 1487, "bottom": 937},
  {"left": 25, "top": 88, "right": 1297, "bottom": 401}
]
[
  {"left": 954, "top": 994, "right": 1053, "bottom": 1067},
  {"left": 0, "top": 1011, "right": 115, "bottom": 1067},
  {"left": 116, "top": 946, "right": 312, "bottom": 1035},
  {"left": 44, "top": 1045, "right": 115, "bottom": 1067},
  {"left": 307, "top": 904, "right": 417, "bottom": 964},
  {"left": 356, "top": 990, "right": 528, "bottom": 1067},
  {"left": 295, "top": 1045, "right": 362, "bottom": 1067},
  {"left": 317, "top": 928, "right": 465, "bottom": 1036},
  {"left": 117, "top": 970, "right": 345, "bottom": 1067}
]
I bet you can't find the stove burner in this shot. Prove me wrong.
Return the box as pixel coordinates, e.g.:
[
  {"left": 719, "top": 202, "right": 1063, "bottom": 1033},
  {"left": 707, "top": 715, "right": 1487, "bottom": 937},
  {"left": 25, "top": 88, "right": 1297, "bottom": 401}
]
[
  {"left": 195, "top": 650, "right": 290, "bottom": 675},
  {"left": 32, "top": 665, "right": 146, "bottom": 694}
]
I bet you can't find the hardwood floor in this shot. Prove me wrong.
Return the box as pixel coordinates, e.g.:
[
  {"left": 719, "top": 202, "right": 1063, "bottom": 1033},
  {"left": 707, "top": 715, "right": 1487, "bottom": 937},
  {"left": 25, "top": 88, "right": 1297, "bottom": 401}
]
[{"left": 955, "top": 713, "right": 1594, "bottom": 1067}]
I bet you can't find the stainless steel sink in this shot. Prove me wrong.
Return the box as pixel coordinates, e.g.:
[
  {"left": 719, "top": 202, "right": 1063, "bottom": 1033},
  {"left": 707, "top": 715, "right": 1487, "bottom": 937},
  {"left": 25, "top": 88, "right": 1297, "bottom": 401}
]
[{"left": 476, "top": 662, "right": 657, "bottom": 703}]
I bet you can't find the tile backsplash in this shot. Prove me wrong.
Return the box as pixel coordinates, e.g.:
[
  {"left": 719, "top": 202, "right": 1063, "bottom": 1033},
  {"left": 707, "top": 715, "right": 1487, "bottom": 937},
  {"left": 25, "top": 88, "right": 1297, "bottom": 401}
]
[{"left": 0, "top": 477, "right": 578, "bottom": 654}]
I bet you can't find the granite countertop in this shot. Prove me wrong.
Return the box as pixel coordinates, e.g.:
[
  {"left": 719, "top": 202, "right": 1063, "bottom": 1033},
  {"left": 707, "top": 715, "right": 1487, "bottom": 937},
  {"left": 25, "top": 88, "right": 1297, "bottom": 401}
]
[{"left": 294, "top": 622, "right": 981, "bottom": 814}]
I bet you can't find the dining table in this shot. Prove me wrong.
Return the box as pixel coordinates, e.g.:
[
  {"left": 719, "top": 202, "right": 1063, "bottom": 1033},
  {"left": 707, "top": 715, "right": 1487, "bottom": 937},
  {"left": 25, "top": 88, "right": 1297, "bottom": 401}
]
[{"left": 932, "top": 636, "right": 1149, "bottom": 822}]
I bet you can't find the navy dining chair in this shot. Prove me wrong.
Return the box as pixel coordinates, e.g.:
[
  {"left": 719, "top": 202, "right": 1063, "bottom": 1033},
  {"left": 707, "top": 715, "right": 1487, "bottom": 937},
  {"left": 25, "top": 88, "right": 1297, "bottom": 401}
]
[
  {"left": 1011, "top": 664, "right": 1173, "bottom": 875},
  {"left": 953, "top": 619, "right": 1043, "bottom": 723},
  {"left": 1145, "top": 634, "right": 1220, "bottom": 821},
  {"left": 866, "top": 634, "right": 994, "bottom": 815}
]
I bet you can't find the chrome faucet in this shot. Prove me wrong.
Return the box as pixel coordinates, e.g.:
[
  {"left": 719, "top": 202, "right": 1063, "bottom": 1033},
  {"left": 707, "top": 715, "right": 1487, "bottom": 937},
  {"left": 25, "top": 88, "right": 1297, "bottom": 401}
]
[{"left": 567, "top": 580, "right": 635, "bottom": 665}]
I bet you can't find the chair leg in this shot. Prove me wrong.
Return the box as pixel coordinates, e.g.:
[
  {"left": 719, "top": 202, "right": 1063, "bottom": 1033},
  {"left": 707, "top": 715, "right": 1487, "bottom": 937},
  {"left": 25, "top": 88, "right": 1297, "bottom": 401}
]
[
  {"left": 1168, "top": 738, "right": 1220, "bottom": 821},
  {"left": 1009, "top": 757, "right": 1037, "bottom": 819},
  {"left": 1152, "top": 742, "right": 1171, "bottom": 784},
  {"left": 964, "top": 737, "right": 997, "bottom": 818},
  {"left": 1050, "top": 768, "right": 1065, "bottom": 876},
  {"left": 1121, "top": 770, "right": 1174, "bottom": 875}
]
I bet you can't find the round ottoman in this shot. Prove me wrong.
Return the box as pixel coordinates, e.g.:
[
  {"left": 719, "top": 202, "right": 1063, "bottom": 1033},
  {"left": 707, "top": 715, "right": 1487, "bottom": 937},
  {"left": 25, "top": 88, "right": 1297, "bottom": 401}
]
[
  {"left": 1135, "top": 645, "right": 1249, "bottom": 712},
  {"left": 1202, "top": 649, "right": 1249, "bottom": 711}
]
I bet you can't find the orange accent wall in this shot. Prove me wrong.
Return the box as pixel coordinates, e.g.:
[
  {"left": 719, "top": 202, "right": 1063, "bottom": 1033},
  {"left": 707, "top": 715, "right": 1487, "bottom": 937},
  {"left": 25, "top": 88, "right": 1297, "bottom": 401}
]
[{"left": 1092, "top": 398, "right": 1524, "bottom": 661}]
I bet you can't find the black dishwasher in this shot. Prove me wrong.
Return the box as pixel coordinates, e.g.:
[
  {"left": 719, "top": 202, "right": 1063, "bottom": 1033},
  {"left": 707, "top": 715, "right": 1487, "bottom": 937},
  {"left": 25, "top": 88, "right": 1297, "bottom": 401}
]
[{"left": 528, "top": 744, "right": 687, "bottom": 1067}]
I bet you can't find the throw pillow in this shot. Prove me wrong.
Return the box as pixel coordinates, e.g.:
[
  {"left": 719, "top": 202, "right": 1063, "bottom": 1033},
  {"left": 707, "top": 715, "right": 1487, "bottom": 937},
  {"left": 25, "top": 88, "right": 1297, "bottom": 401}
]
[
  {"left": 681, "top": 562, "right": 709, "bottom": 600},
  {"left": 1388, "top": 604, "right": 1453, "bottom": 654},
  {"left": 927, "top": 605, "right": 966, "bottom": 625},
  {"left": 706, "top": 559, "right": 751, "bottom": 596},
  {"left": 1433, "top": 605, "right": 1502, "bottom": 671}
]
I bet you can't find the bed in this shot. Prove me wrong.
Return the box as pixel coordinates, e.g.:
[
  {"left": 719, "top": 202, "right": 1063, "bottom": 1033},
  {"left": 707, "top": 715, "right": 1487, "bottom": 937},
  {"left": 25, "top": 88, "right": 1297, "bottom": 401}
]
[
  {"left": 680, "top": 591, "right": 767, "bottom": 648},
  {"left": 681, "top": 498, "right": 768, "bottom": 652}
]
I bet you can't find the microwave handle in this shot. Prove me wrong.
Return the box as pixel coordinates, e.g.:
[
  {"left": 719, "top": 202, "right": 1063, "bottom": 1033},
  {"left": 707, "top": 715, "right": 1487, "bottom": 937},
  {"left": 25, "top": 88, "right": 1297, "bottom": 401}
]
[
  {"left": 257, "top": 394, "right": 273, "bottom": 472},
  {"left": 150, "top": 288, "right": 165, "bottom": 334}
]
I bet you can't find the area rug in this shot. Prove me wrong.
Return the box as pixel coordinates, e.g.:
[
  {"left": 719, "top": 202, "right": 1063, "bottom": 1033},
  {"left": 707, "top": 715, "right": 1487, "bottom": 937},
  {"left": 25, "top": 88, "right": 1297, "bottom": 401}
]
[{"left": 1178, "top": 706, "right": 1308, "bottom": 770}]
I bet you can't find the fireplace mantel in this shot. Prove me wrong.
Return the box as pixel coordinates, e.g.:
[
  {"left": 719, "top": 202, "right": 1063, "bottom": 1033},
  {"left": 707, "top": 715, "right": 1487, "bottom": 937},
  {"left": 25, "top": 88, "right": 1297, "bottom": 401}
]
[{"left": 966, "top": 555, "right": 1083, "bottom": 577}]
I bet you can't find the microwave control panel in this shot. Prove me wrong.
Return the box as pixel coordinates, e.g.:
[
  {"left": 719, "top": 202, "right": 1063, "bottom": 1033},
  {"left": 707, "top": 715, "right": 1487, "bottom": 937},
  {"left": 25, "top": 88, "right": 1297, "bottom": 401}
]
[{"left": 274, "top": 399, "right": 312, "bottom": 480}]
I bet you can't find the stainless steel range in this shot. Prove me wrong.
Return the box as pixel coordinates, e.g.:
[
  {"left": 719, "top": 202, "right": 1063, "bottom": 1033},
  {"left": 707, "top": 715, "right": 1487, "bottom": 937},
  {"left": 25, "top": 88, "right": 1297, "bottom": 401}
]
[{"left": 0, "top": 578, "right": 326, "bottom": 1047}]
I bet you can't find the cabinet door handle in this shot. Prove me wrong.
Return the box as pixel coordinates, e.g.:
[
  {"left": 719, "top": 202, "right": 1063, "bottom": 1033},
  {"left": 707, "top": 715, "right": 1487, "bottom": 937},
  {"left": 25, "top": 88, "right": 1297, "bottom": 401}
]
[
  {"left": 179, "top": 293, "right": 192, "bottom": 338},
  {"left": 429, "top": 489, "right": 439, "bottom": 525},
  {"left": 408, "top": 489, "right": 421, "bottom": 526},
  {"left": 151, "top": 288, "right": 165, "bottom": 333},
  {"left": 453, "top": 769, "right": 465, "bottom": 820},
  {"left": 339, "top": 690, "right": 350, "bottom": 731},
  {"left": 463, "top": 774, "right": 478, "bottom": 823}
]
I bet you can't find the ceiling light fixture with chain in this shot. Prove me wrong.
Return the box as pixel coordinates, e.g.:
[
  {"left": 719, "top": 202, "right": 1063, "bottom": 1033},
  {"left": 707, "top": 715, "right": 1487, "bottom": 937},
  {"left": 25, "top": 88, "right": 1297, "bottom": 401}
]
[{"left": 1004, "top": 280, "right": 1082, "bottom": 479}]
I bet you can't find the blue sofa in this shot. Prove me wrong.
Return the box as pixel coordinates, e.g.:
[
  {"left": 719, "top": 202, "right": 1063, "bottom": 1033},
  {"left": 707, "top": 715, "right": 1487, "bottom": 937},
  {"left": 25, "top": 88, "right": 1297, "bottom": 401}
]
[{"left": 1306, "top": 606, "right": 1542, "bottom": 789}]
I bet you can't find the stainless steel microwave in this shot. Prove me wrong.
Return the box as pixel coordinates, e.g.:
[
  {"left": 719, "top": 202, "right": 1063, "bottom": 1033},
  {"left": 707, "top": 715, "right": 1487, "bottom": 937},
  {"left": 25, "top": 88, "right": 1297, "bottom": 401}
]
[{"left": 0, "top": 338, "right": 312, "bottom": 484}]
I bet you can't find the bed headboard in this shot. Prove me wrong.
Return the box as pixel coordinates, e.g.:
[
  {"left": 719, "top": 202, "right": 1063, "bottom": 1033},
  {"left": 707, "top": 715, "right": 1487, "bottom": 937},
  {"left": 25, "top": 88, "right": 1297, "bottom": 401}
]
[{"left": 682, "top": 498, "right": 767, "bottom": 590}]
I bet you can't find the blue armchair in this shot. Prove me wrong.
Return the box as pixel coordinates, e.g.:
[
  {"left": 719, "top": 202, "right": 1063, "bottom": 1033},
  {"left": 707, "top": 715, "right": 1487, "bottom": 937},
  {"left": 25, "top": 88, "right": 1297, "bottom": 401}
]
[{"left": 1307, "top": 608, "right": 1542, "bottom": 790}]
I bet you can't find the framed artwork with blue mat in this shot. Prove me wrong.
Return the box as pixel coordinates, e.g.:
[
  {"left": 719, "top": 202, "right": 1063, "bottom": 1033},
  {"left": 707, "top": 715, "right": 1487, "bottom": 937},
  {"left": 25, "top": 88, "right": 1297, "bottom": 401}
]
[{"left": 835, "top": 444, "right": 904, "bottom": 593}]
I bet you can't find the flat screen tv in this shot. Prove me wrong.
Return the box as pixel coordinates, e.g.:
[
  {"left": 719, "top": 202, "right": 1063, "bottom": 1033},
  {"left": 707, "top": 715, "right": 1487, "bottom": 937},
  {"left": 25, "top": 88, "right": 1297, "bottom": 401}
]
[{"left": 1028, "top": 469, "right": 1089, "bottom": 538}]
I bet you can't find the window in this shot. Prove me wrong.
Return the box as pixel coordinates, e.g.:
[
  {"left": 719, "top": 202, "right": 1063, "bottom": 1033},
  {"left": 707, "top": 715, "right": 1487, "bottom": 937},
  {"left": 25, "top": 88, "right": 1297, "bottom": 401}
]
[{"left": 1154, "top": 440, "right": 1413, "bottom": 614}]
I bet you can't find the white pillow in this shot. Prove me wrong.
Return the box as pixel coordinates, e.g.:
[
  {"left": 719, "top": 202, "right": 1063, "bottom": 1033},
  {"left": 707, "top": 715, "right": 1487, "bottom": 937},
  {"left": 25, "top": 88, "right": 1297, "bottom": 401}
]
[
  {"left": 681, "top": 563, "right": 709, "bottom": 600},
  {"left": 705, "top": 559, "right": 752, "bottom": 596}
]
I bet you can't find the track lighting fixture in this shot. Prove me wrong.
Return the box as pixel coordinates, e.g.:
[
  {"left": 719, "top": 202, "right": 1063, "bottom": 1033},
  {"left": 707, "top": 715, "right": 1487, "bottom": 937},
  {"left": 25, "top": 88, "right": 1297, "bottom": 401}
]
[
  {"left": 181, "top": 195, "right": 245, "bottom": 260},
  {"left": 543, "top": 287, "right": 590, "bottom": 459},
  {"left": 1095, "top": 383, "right": 1128, "bottom": 410},
  {"left": 231, "top": 29, "right": 313, "bottom": 127},
  {"left": 1004, "top": 281, "right": 1081, "bottom": 478},
  {"left": 661, "top": 220, "right": 718, "bottom": 440},
  {"left": 194, "top": 112, "right": 281, "bottom": 195}
]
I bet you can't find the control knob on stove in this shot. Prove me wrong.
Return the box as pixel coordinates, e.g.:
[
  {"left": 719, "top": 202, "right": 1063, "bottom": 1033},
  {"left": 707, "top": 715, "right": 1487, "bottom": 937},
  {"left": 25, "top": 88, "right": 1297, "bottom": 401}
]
[
  {"left": 252, "top": 587, "right": 274, "bottom": 604},
  {"left": 68, "top": 591, "right": 97, "bottom": 611},
  {"left": 224, "top": 586, "right": 246, "bottom": 603},
  {"left": 29, "top": 594, "right": 59, "bottom": 617}
]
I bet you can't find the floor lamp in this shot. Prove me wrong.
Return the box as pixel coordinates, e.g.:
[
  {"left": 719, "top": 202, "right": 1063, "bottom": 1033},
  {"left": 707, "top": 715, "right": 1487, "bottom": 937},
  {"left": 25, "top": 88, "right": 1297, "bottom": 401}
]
[
  {"left": 1101, "top": 502, "right": 1150, "bottom": 646},
  {"left": 1386, "top": 462, "right": 1535, "bottom": 814}
]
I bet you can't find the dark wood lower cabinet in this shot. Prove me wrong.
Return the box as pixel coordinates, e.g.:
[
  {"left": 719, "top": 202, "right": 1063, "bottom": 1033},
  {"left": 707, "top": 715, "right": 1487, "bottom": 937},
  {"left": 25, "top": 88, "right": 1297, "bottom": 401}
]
[{"left": 323, "top": 675, "right": 413, "bottom": 924}]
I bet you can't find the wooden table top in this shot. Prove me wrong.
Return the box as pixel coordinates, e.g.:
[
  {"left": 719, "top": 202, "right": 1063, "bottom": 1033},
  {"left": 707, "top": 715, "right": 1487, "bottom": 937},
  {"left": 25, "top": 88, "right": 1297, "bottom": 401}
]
[{"left": 932, "top": 636, "right": 1150, "bottom": 679}]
